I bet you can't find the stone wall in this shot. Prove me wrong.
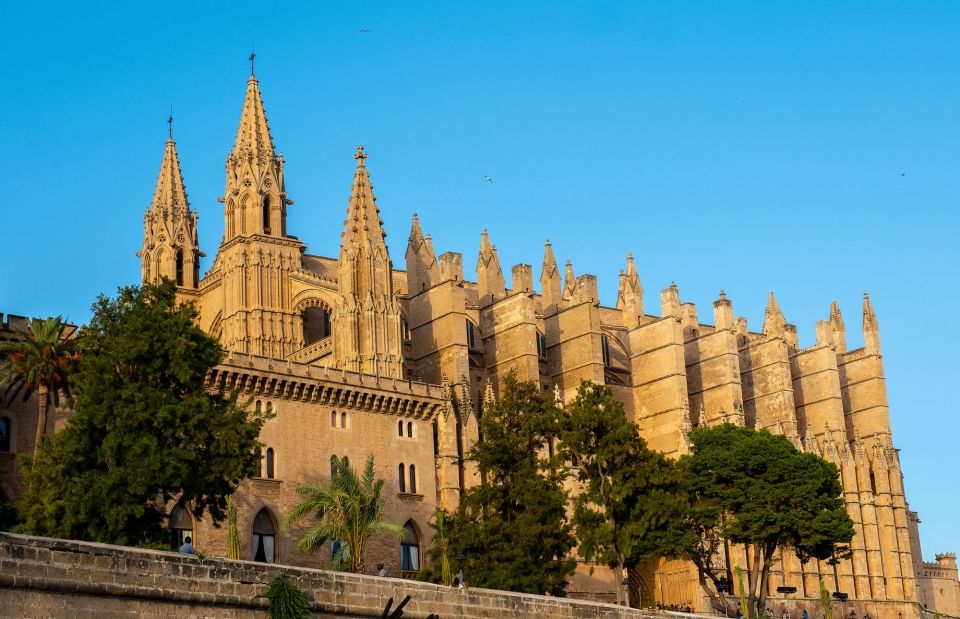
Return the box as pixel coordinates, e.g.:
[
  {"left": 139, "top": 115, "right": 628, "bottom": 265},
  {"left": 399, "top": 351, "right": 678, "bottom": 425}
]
[{"left": 0, "top": 533, "right": 661, "bottom": 618}]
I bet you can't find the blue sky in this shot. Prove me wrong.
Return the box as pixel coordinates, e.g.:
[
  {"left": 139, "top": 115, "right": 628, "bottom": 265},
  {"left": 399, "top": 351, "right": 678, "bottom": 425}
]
[{"left": 1, "top": 2, "right": 957, "bottom": 558}]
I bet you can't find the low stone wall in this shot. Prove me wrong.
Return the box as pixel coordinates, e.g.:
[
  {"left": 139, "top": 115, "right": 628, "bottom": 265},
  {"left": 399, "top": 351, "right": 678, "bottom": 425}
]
[{"left": 0, "top": 533, "right": 661, "bottom": 618}]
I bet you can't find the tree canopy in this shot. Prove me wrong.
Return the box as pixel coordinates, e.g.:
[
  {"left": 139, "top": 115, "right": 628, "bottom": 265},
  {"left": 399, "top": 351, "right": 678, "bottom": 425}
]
[
  {"left": 683, "top": 423, "right": 854, "bottom": 617},
  {"left": 433, "top": 373, "right": 576, "bottom": 595},
  {"left": 561, "top": 381, "right": 692, "bottom": 606},
  {"left": 283, "top": 455, "right": 403, "bottom": 573},
  {"left": 16, "top": 280, "right": 264, "bottom": 546}
]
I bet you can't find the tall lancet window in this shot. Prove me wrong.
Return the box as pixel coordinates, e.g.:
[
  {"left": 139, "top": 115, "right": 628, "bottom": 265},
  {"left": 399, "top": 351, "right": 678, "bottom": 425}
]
[
  {"left": 262, "top": 196, "right": 271, "bottom": 235},
  {"left": 175, "top": 250, "right": 184, "bottom": 286}
]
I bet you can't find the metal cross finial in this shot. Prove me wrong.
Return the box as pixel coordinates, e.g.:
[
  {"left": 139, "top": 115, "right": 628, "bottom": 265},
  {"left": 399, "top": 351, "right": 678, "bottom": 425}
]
[
  {"left": 167, "top": 106, "right": 173, "bottom": 138},
  {"left": 354, "top": 145, "right": 367, "bottom": 160},
  {"left": 249, "top": 47, "right": 256, "bottom": 75}
]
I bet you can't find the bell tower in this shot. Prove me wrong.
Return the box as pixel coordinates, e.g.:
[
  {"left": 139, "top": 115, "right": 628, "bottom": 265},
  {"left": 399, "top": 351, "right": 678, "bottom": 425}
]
[
  {"left": 216, "top": 66, "right": 304, "bottom": 357},
  {"left": 138, "top": 121, "right": 201, "bottom": 289}
]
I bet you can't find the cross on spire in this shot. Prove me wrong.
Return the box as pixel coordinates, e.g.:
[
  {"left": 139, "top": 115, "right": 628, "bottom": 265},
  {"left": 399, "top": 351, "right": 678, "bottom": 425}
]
[
  {"left": 354, "top": 145, "right": 368, "bottom": 161},
  {"left": 249, "top": 48, "right": 256, "bottom": 76},
  {"left": 167, "top": 107, "right": 173, "bottom": 138}
]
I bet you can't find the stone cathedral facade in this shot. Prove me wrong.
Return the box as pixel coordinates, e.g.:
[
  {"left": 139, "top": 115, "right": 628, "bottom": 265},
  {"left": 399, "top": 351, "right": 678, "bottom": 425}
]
[{"left": 125, "top": 69, "right": 960, "bottom": 616}]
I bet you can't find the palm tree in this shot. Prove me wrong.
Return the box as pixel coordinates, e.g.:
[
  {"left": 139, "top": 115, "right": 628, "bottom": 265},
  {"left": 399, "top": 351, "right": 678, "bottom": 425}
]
[
  {"left": 283, "top": 455, "right": 404, "bottom": 573},
  {"left": 0, "top": 316, "right": 78, "bottom": 457}
]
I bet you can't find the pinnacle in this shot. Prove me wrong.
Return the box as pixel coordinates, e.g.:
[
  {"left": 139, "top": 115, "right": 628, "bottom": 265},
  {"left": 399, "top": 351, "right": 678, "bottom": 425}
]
[
  {"left": 341, "top": 147, "right": 387, "bottom": 249},
  {"left": 863, "top": 291, "right": 878, "bottom": 328},
  {"left": 151, "top": 136, "right": 190, "bottom": 213},
  {"left": 233, "top": 73, "right": 276, "bottom": 162}
]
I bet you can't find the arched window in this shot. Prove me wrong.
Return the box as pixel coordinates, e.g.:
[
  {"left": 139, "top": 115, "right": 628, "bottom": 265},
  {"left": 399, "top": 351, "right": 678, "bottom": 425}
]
[
  {"left": 265, "top": 447, "right": 275, "bottom": 479},
  {"left": 262, "top": 195, "right": 272, "bottom": 235},
  {"left": 537, "top": 331, "right": 547, "bottom": 359},
  {"left": 601, "top": 335, "right": 611, "bottom": 367},
  {"left": 400, "top": 521, "right": 420, "bottom": 572},
  {"left": 409, "top": 464, "right": 417, "bottom": 494},
  {"left": 302, "top": 306, "right": 331, "bottom": 344},
  {"left": 342, "top": 455, "right": 350, "bottom": 468},
  {"left": 0, "top": 417, "right": 10, "bottom": 452},
  {"left": 398, "top": 420, "right": 404, "bottom": 436},
  {"left": 142, "top": 252, "right": 152, "bottom": 284},
  {"left": 331, "top": 410, "right": 337, "bottom": 427},
  {"left": 398, "top": 463, "right": 406, "bottom": 492},
  {"left": 407, "top": 422, "right": 413, "bottom": 438},
  {"left": 227, "top": 201, "right": 236, "bottom": 237},
  {"left": 266, "top": 402, "right": 273, "bottom": 415},
  {"left": 466, "top": 320, "right": 477, "bottom": 350},
  {"left": 330, "top": 455, "right": 337, "bottom": 478},
  {"left": 255, "top": 400, "right": 262, "bottom": 413},
  {"left": 193, "top": 258, "right": 200, "bottom": 287},
  {"left": 340, "top": 412, "right": 347, "bottom": 429},
  {"left": 175, "top": 250, "right": 184, "bottom": 286},
  {"left": 255, "top": 447, "right": 263, "bottom": 478},
  {"left": 168, "top": 504, "right": 193, "bottom": 550},
  {"left": 252, "top": 508, "right": 276, "bottom": 563}
]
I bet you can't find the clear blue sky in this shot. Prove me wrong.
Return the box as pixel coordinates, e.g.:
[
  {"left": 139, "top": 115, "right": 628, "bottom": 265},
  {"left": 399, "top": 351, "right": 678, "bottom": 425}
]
[{"left": 1, "top": 2, "right": 956, "bottom": 558}]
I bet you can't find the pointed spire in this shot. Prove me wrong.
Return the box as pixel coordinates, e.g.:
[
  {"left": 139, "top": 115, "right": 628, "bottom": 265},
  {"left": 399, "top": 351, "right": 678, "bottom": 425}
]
[
  {"left": 151, "top": 136, "right": 190, "bottom": 213},
  {"left": 562, "top": 259, "right": 577, "bottom": 301},
  {"left": 233, "top": 73, "right": 276, "bottom": 163},
  {"left": 863, "top": 291, "right": 880, "bottom": 353},
  {"left": 341, "top": 146, "right": 388, "bottom": 250},
  {"left": 477, "top": 228, "right": 505, "bottom": 304},
  {"left": 763, "top": 291, "right": 786, "bottom": 337},
  {"left": 714, "top": 288, "right": 734, "bottom": 330},
  {"left": 405, "top": 212, "right": 439, "bottom": 293},
  {"left": 616, "top": 252, "right": 644, "bottom": 327},
  {"left": 540, "top": 240, "right": 562, "bottom": 312},
  {"left": 830, "top": 301, "right": 847, "bottom": 352},
  {"left": 409, "top": 212, "right": 424, "bottom": 243}
]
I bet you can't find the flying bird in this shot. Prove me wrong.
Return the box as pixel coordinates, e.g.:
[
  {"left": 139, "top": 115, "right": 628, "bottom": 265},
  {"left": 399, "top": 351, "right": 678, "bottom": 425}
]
[
  {"left": 484, "top": 175, "right": 493, "bottom": 183},
  {"left": 360, "top": 28, "right": 372, "bottom": 33}
]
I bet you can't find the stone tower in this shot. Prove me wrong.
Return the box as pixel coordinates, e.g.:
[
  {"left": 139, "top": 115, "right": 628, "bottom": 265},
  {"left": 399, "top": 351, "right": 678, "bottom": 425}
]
[
  {"left": 331, "top": 146, "right": 404, "bottom": 377},
  {"left": 216, "top": 71, "right": 304, "bottom": 357},
  {"left": 138, "top": 133, "right": 201, "bottom": 289}
]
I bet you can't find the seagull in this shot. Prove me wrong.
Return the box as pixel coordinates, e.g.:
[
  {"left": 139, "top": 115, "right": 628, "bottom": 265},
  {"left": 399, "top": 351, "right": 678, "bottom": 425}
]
[
  {"left": 483, "top": 175, "right": 493, "bottom": 183},
  {"left": 360, "top": 28, "right": 372, "bottom": 33}
]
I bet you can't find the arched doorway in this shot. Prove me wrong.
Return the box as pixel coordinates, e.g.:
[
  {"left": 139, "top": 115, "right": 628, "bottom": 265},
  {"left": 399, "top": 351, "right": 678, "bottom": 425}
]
[
  {"left": 400, "top": 520, "right": 420, "bottom": 575},
  {"left": 168, "top": 504, "right": 193, "bottom": 550},
  {"left": 252, "top": 508, "right": 277, "bottom": 563}
]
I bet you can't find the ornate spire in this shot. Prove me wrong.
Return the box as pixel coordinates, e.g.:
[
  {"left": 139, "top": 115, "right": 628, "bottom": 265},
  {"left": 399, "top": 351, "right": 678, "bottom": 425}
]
[
  {"left": 151, "top": 136, "right": 190, "bottom": 214},
  {"left": 341, "top": 146, "right": 388, "bottom": 251},
  {"left": 232, "top": 73, "right": 276, "bottom": 164},
  {"left": 405, "top": 212, "right": 439, "bottom": 293},
  {"left": 562, "top": 259, "right": 577, "bottom": 301},
  {"left": 477, "top": 228, "right": 505, "bottom": 304}
]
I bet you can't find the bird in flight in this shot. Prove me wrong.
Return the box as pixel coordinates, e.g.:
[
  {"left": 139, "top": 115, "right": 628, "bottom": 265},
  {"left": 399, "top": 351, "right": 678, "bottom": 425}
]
[
  {"left": 484, "top": 175, "right": 493, "bottom": 183},
  {"left": 360, "top": 28, "right": 372, "bottom": 33}
]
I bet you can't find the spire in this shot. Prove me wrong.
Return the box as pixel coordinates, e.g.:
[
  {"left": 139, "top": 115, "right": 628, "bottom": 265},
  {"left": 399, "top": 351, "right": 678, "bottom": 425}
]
[
  {"left": 540, "top": 240, "right": 562, "bottom": 313},
  {"left": 405, "top": 212, "right": 439, "bottom": 293},
  {"left": 151, "top": 136, "right": 189, "bottom": 214},
  {"left": 232, "top": 73, "right": 276, "bottom": 163},
  {"left": 341, "top": 146, "right": 388, "bottom": 251},
  {"left": 830, "top": 301, "right": 847, "bottom": 352},
  {"left": 616, "top": 252, "right": 644, "bottom": 327},
  {"left": 863, "top": 291, "right": 880, "bottom": 353},
  {"left": 763, "top": 291, "right": 786, "bottom": 337},
  {"left": 476, "top": 228, "right": 505, "bottom": 304}
]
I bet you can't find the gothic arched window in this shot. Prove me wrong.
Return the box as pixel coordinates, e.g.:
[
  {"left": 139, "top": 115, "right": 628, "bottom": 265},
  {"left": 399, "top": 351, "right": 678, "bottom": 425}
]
[
  {"left": 409, "top": 464, "right": 417, "bottom": 494},
  {"left": 252, "top": 508, "right": 277, "bottom": 563},
  {"left": 175, "top": 250, "right": 184, "bottom": 286},
  {"left": 400, "top": 521, "right": 420, "bottom": 572},
  {"left": 398, "top": 463, "right": 406, "bottom": 492},
  {"left": 265, "top": 447, "right": 275, "bottom": 479}
]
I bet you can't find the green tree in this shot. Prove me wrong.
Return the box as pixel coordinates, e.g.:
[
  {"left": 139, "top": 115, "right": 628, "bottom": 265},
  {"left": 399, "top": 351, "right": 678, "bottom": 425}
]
[
  {"left": 0, "top": 316, "right": 78, "bottom": 457},
  {"left": 684, "top": 424, "right": 854, "bottom": 617},
  {"left": 16, "top": 280, "right": 264, "bottom": 545},
  {"left": 283, "top": 455, "right": 403, "bottom": 573},
  {"left": 435, "top": 373, "right": 576, "bottom": 595},
  {"left": 561, "top": 381, "right": 692, "bottom": 606}
]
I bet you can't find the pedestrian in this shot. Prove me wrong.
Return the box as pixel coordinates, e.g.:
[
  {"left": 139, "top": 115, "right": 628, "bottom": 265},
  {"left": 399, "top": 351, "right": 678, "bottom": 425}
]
[
  {"left": 782, "top": 609, "right": 790, "bottom": 619},
  {"left": 802, "top": 609, "right": 809, "bottom": 619},
  {"left": 452, "top": 577, "right": 460, "bottom": 589},
  {"left": 179, "top": 536, "right": 196, "bottom": 554},
  {"left": 377, "top": 563, "right": 388, "bottom": 577}
]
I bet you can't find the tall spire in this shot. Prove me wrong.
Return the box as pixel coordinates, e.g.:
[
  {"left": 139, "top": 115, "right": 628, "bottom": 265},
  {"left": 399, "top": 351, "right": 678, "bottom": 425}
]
[
  {"left": 563, "top": 259, "right": 577, "bottom": 301},
  {"left": 616, "top": 252, "right": 644, "bottom": 327},
  {"left": 341, "top": 146, "right": 388, "bottom": 250},
  {"left": 232, "top": 73, "right": 276, "bottom": 164},
  {"left": 405, "top": 212, "right": 439, "bottom": 293},
  {"left": 151, "top": 136, "right": 189, "bottom": 214},
  {"left": 139, "top": 132, "right": 200, "bottom": 289}
]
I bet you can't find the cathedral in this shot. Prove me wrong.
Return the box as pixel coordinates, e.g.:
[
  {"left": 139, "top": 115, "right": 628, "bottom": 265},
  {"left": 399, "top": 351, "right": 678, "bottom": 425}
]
[{"left": 2, "top": 65, "right": 957, "bottom": 617}]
